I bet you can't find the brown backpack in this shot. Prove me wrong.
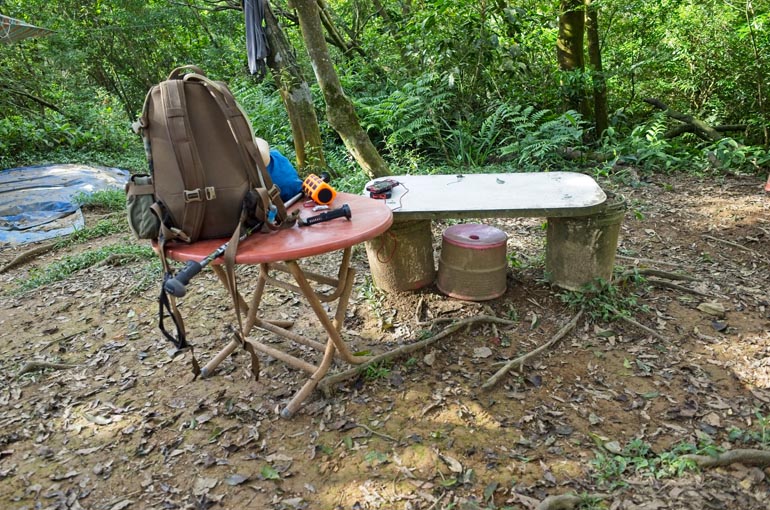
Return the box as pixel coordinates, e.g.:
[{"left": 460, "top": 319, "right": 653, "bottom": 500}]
[
  {"left": 129, "top": 65, "right": 293, "bottom": 243},
  {"left": 129, "top": 66, "right": 298, "bottom": 376}
]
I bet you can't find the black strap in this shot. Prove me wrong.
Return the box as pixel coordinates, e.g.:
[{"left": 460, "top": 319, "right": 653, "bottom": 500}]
[
  {"left": 158, "top": 273, "right": 187, "bottom": 349},
  {"left": 157, "top": 276, "right": 201, "bottom": 378}
]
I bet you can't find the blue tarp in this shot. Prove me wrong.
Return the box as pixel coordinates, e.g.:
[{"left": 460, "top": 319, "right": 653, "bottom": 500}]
[{"left": 0, "top": 164, "right": 129, "bottom": 244}]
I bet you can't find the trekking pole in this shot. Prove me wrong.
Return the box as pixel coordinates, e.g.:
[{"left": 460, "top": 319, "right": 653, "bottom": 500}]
[
  {"left": 299, "top": 203, "right": 351, "bottom": 226},
  {"left": 164, "top": 192, "right": 304, "bottom": 298},
  {"left": 163, "top": 223, "right": 260, "bottom": 298}
]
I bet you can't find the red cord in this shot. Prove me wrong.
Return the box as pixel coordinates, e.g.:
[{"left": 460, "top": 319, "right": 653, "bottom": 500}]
[{"left": 376, "top": 230, "right": 398, "bottom": 264}]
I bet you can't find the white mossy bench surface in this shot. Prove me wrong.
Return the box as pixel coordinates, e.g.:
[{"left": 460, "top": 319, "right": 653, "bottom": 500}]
[
  {"left": 363, "top": 172, "right": 622, "bottom": 293},
  {"left": 369, "top": 171, "right": 607, "bottom": 220}
]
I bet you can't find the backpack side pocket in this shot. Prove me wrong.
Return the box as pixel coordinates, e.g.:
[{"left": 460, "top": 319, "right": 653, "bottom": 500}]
[{"left": 126, "top": 174, "right": 160, "bottom": 239}]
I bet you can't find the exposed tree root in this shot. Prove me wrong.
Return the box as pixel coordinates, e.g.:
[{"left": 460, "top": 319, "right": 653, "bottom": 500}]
[
  {"left": 17, "top": 361, "right": 78, "bottom": 377},
  {"left": 39, "top": 330, "right": 88, "bottom": 352},
  {"left": 644, "top": 98, "right": 726, "bottom": 141},
  {"left": 609, "top": 307, "right": 667, "bottom": 342},
  {"left": 619, "top": 268, "right": 696, "bottom": 281},
  {"left": 482, "top": 310, "right": 582, "bottom": 391},
  {"left": 702, "top": 234, "right": 764, "bottom": 260},
  {"left": 646, "top": 278, "right": 715, "bottom": 298},
  {"left": 681, "top": 448, "right": 770, "bottom": 469},
  {"left": 616, "top": 254, "right": 690, "bottom": 269},
  {"left": 318, "top": 315, "right": 517, "bottom": 396},
  {"left": 0, "top": 242, "right": 57, "bottom": 273},
  {"left": 535, "top": 494, "right": 583, "bottom": 510}
]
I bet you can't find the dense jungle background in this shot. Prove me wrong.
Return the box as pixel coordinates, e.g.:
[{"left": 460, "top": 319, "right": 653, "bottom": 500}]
[{"left": 1, "top": 1, "right": 770, "bottom": 509}]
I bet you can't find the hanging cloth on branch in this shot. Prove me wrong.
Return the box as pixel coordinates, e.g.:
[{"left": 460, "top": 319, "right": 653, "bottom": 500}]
[
  {"left": 1, "top": 14, "right": 52, "bottom": 44},
  {"left": 243, "top": 0, "right": 269, "bottom": 79}
]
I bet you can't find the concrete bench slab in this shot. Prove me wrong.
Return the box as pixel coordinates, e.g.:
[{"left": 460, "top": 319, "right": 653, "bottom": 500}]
[
  {"left": 363, "top": 172, "right": 623, "bottom": 293},
  {"left": 372, "top": 171, "right": 607, "bottom": 220}
]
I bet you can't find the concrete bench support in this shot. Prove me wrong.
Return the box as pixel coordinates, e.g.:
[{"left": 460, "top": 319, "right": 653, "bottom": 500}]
[
  {"left": 365, "top": 219, "right": 434, "bottom": 292},
  {"left": 545, "top": 196, "right": 626, "bottom": 291}
]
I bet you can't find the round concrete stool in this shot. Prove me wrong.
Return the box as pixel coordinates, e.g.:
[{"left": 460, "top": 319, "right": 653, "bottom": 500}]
[{"left": 437, "top": 223, "right": 508, "bottom": 301}]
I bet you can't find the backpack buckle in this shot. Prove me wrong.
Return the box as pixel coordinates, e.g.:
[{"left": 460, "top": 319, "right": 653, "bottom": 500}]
[
  {"left": 184, "top": 189, "right": 202, "bottom": 202},
  {"left": 205, "top": 186, "right": 216, "bottom": 200}
]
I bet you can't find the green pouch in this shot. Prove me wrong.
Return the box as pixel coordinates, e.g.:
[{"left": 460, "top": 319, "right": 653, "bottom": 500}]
[{"left": 125, "top": 174, "right": 160, "bottom": 239}]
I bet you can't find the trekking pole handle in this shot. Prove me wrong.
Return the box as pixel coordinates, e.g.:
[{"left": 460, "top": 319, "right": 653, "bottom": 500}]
[
  {"left": 164, "top": 260, "right": 204, "bottom": 297},
  {"left": 301, "top": 204, "right": 351, "bottom": 226},
  {"left": 164, "top": 192, "right": 305, "bottom": 298}
]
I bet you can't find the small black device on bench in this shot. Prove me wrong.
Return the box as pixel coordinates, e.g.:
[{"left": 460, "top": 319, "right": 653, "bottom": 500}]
[{"left": 366, "top": 179, "right": 399, "bottom": 199}]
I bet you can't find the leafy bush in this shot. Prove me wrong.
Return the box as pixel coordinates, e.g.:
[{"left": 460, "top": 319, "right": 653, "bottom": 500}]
[
  {"left": 591, "top": 439, "right": 704, "bottom": 489},
  {"left": 598, "top": 113, "right": 696, "bottom": 175},
  {"left": 0, "top": 89, "right": 142, "bottom": 170},
  {"left": 356, "top": 73, "right": 452, "bottom": 162},
  {"left": 559, "top": 275, "right": 649, "bottom": 322},
  {"left": 703, "top": 138, "right": 770, "bottom": 175}
]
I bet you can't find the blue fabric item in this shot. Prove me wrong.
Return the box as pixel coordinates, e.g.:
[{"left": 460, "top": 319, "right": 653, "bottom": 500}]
[
  {"left": 266, "top": 150, "right": 303, "bottom": 201},
  {"left": 0, "top": 164, "right": 129, "bottom": 244}
]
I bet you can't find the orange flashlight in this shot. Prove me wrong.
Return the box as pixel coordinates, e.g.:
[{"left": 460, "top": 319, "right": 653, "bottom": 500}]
[{"left": 301, "top": 173, "right": 337, "bottom": 205}]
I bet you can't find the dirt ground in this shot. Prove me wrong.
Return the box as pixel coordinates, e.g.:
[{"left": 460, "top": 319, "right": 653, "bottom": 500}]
[{"left": 0, "top": 173, "right": 768, "bottom": 510}]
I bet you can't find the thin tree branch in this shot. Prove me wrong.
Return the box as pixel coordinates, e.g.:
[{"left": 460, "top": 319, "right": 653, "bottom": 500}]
[
  {"left": 318, "top": 315, "right": 517, "bottom": 395},
  {"left": 482, "top": 311, "right": 582, "bottom": 391}
]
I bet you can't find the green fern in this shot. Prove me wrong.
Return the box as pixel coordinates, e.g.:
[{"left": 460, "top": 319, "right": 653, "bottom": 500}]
[
  {"left": 357, "top": 73, "right": 454, "bottom": 159},
  {"left": 498, "top": 107, "right": 586, "bottom": 169}
]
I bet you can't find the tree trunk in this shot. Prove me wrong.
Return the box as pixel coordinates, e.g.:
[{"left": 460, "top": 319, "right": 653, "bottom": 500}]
[
  {"left": 291, "top": 0, "right": 390, "bottom": 179},
  {"left": 745, "top": 1, "right": 769, "bottom": 146},
  {"left": 585, "top": 0, "right": 608, "bottom": 139},
  {"left": 316, "top": 0, "right": 366, "bottom": 58},
  {"left": 0, "top": 84, "right": 64, "bottom": 115},
  {"left": 644, "top": 98, "right": 725, "bottom": 141},
  {"left": 264, "top": 1, "right": 326, "bottom": 171},
  {"left": 556, "top": 0, "right": 589, "bottom": 118}
]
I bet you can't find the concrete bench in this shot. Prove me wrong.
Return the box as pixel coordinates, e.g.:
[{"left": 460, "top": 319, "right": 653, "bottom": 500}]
[{"left": 363, "top": 172, "right": 624, "bottom": 292}]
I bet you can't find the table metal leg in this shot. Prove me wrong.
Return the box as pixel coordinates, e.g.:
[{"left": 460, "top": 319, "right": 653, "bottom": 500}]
[
  {"left": 281, "top": 338, "right": 337, "bottom": 418},
  {"left": 199, "top": 250, "right": 368, "bottom": 417},
  {"left": 284, "top": 261, "right": 365, "bottom": 365},
  {"left": 201, "top": 264, "right": 291, "bottom": 378}
]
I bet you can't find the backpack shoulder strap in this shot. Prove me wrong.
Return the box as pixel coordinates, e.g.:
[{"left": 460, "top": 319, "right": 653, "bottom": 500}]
[
  {"left": 159, "top": 78, "right": 207, "bottom": 241},
  {"left": 181, "top": 73, "right": 296, "bottom": 229}
]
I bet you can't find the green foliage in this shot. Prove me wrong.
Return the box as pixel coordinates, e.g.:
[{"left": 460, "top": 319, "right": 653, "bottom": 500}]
[
  {"left": 53, "top": 218, "right": 127, "bottom": 249},
  {"left": 357, "top": 73, "right": 453, "bottom": 163},
  {"left": 559, "top": 274, "right": 649, "bottom": 322},
  {"left": 363, "top": 361, "right": 391, "bottom": 381},
  {"left": 591, "top": 439, "right": 706, "bottom": 489},
  {"left": 703, "top": 138, "right": 770, "bottom": 175},
  {"left": 441, "top": 102, "right": 522, "bottom": 166},
  {"left": 259, "top": 464, "right": 281, "bottom": 480},
  {"left": 499, "top": 108, "right": 586, "bottom": 170},
  {"left": 0, "top": 97, "right": 144, "bottom": 170},
  {"left": 230, "top": 79, "right": 295, "bottom": 156},
  {"left": 363, "top": 450, "right": 388, "bottom": 465},
  {"left": 359, "top": 275, "right": 392, "bottom": 330},
  {"left": 332, "top": 166, "right": 370, "bottom": 195},
  {"left": 127, "top": 259, "right": 164, "bottom": 296},
  {"left": 73, "top": 189, "right": 126, "bottom": 212},
  {"left": 597, "top": 113, "right": 695, "bottom": 176},
  {"left": 727, "top": 410, "right": 770, "bottom": 448},
  {"left": 16, "top": 244, "right": 155, "bottom": 292},
  {"left": 360, "top": 86, "right": 589, "bottom": 169},
  {"left": 2, "top": 0, "right": 768, "bottom": 180}
]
